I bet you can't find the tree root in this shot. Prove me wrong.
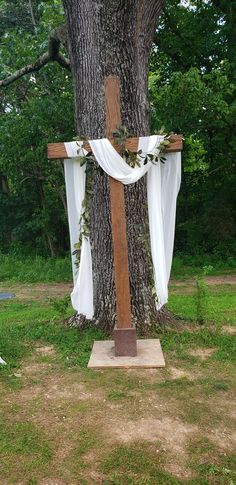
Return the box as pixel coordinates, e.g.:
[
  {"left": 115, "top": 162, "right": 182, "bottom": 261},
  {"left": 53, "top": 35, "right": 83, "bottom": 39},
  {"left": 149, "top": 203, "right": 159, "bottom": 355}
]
[{"left": 66, "top": 305, "right": 179, "bottom": 336}]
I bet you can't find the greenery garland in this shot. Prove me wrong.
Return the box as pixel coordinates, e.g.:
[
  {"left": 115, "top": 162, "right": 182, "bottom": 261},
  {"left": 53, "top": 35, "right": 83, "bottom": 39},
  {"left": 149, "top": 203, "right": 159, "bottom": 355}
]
[{"left": 72, "top": 128, "right": 173, "bottom": 268}]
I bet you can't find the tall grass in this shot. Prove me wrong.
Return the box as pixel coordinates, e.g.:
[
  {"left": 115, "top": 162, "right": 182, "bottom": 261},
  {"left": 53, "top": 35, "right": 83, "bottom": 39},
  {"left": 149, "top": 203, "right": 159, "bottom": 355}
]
[
  {"left": 0, "top": 253, "right": 72, "bottom": 283},
  {"left": 171, "top": 253, "right": 236, "bottom": 279},
  {"left": 0, "top": 251, "right": 235, "bottom": 284}
]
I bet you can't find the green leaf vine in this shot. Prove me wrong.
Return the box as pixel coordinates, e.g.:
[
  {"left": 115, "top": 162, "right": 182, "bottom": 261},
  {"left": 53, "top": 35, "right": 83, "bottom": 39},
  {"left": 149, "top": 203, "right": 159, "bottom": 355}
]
[
  {"left": 72, "top": 144, "right": 95, "bottom": 268},
  {"left": 112, "top": 125, "right": 171, "bottom": 166}
]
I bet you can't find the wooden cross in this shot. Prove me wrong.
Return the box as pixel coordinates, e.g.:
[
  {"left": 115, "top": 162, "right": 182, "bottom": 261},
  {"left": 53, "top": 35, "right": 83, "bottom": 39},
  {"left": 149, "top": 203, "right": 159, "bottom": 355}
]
[{"left": 48, "top": 75, "right": 183, "bottom": 357}]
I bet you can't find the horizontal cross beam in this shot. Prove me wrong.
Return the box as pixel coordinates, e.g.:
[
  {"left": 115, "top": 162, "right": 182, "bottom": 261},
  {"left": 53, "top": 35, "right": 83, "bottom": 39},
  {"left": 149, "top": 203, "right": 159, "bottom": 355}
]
[{"left": 47, "top": 134, "right": 183, "bottom": 159}]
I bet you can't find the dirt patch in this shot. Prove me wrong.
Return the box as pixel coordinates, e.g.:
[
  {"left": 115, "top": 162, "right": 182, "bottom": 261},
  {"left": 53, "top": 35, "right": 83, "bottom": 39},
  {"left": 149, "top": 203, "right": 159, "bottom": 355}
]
[
  {"left": 23, "top": 362, "right": 53, "bottom": 375},
  {"left": 209, "top": 427, "right": 236, "bottom": 452},
  {"left": 169, "top": 366, "right": 195, "bottom": 380},
  {"left": 170, "top": 275, "right": 236, "bottom": 286},
  {"left": 188, "top": 348, "right": 216, "bottom": 360},
  {"left": 39, "top": 480, "right": 71, "bottom": 485},
  {"left": 9, "top": 481, "right": 74, "bottom": 485},
  {"left": 222, "top": 325, "right": 236, "bottom": 335},
  {"left": 109, "top": 416, "right": 197, "bottom": 451},
  {"left": 44, "top": 382, "right": 93, "bottom": 401},
  {"left": 105, "top": 415, "right": 197, "bottom": 479},
  {"left": 205, "top": 275, "right": 236, "bottom": 285},
  {"left": 0, "top": 283, "right": 72, "bottom": 301},
  {"left": 166, "top": 463, "right": 194, "bottom": 480},
  {"left": 82, "top": 468, "right": 106, "bottom": 484},
  {"left": 18, "top": 369, "right": 103, "bottom": 405},
  {"left": 35, "top": 345, "right": 56, "bottom": 356}
]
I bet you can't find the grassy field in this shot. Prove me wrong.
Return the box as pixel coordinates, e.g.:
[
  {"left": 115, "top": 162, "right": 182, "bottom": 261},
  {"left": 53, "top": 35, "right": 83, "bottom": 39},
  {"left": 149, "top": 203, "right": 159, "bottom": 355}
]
[
  {"left": 0, "top": 271, "right": 236, "bottom": 484},
  {"left": 1, "top": 252, "right": 236, "bottom": 283}
]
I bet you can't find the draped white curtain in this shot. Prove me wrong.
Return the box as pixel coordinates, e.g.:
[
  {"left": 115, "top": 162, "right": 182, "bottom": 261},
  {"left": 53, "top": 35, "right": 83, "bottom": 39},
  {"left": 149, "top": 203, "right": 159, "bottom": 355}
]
[
  {"left": 64, "top": 142, "right": 94, "bottom": 318},
  {"left": 64, "top": 136, "right": 181, "bottom": 318}
]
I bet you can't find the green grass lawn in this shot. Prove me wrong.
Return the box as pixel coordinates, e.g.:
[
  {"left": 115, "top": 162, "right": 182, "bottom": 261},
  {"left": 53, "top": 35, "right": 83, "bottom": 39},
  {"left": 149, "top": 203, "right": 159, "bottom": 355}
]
[{"left": 0, "top": 277, "right": 236, "bottom": 484}]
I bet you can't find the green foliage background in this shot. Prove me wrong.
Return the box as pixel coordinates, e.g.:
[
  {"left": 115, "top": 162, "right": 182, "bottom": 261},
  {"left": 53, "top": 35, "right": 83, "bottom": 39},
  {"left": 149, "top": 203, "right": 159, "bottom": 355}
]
[{"left": 0, "top": 0, "right": 235, "bottom": 259}]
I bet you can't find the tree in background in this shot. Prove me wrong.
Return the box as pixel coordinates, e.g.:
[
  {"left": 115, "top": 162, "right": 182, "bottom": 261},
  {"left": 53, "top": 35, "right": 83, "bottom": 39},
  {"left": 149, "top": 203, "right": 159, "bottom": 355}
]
[
  {"left": 151, "top": 0, "right": 236, "bottom": 257},
  {"left": 0, "top": 1, "right": 74, "bottom": 256}
]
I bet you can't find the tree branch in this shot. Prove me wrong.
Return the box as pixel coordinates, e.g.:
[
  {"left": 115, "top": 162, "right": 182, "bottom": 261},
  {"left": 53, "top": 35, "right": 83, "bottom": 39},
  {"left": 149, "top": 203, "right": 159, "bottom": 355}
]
[
  {"left": 28, "top": 0, "right": 37, "bottom": 29},
  {"left": 56, "top": 52, "right": 71, "bottom": 70},
  {"left": 0, "top": 26, "right": 70, "bottom": 88},
  {"left": 0, "top": 52, "right": 50, "bottom": 87}
]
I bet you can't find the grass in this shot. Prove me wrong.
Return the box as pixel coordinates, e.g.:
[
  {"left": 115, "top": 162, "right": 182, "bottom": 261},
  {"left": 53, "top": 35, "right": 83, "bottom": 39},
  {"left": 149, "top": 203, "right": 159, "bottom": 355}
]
[
  {"left": 168, "top": 287, "right": 236, "bottom": 324},
  {"left": 101, "top": 443, "right": 180, "bottom": 484},
  {"left": 0, "top": 420, "right": 52, "bottom": 472},
  {"left": 0, "top": 271, "right": 236, "bottom": 484},
  {"left": 0, "top": 299, "right": 105, "bottom": 373},
  {"left": 1, "top": 251, "right": 236, "bottom": 284},
  {"left": 171, "top": 253, "right": 236, "bottom": 279},
  {"left": 0, "top": 281, "right": 235, "bottom": 375},
  {"left": 0, "top": 294, "right": 236, "bottom": 374},
  {"left": 161, "top": 327, "right": 236, "bottom": 362},
  {"left": 0, "top": 253, "right": 72, "bottom": 283}
]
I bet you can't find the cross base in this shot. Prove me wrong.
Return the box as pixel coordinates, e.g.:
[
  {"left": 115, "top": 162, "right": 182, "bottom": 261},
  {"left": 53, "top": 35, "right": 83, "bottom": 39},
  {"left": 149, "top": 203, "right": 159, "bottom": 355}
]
[
  {"left": 87, "top": 339, "right": 165, "bottom": 369},
  {"left": 113, "top": 326, "right": 137, "bottom": 357}
]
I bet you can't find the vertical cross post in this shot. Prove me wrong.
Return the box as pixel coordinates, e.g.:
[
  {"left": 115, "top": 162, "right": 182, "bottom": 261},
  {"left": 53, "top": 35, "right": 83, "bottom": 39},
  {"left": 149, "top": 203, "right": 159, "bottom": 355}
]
[{"left": 105, "top": 76, "right": 137, "bottom": 357}]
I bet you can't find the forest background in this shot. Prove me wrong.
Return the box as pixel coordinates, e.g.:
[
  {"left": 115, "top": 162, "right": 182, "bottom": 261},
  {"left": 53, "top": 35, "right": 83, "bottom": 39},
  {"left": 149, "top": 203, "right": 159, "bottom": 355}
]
[{"left": 0, "top": 0, "right": 235, "bottom": 276}]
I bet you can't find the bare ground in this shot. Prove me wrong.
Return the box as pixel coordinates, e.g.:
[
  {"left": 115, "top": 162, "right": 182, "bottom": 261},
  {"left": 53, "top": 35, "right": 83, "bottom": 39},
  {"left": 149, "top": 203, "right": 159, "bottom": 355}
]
[
  {"left": 1, "top": 340, "right": 235, "bottom": 484},
  {"left": 170, "top": 275, "right": 236, "bottom": 286},
  {"left": 0, "top": 282, "right": 73, "bottom": 300},
  {"left": 1, "top": 274, "right": 236, "bottom": 301}
]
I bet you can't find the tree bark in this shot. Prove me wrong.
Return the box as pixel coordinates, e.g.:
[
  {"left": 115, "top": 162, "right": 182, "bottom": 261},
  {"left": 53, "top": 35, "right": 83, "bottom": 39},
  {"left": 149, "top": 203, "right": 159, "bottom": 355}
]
[
  {"left": 62, "top": 0, "right": 170, "bottom": 332},
  {"left": 37, "top": 179, "right": 56, "bottom": 258},
  {"left": 28, "top": 0, "right": 37, "bottom": 30}
]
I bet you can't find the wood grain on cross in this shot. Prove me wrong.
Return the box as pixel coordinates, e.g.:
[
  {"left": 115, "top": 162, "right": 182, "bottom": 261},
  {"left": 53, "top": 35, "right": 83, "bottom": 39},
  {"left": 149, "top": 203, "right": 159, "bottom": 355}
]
[
  {"left": 47, "top": 75, "right": 183, "bottom": 357},
  {"left": 104, "top": 77, "right": 136, "bottom": 356},
  {"left": 104, "top": 77, "right": 132, "bottom": 332}
]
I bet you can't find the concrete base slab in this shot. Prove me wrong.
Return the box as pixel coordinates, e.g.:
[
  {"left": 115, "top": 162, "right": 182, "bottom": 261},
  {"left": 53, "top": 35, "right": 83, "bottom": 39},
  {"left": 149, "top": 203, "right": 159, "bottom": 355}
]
[{"left": 87, "top": 339, "right": 165, "bottom": 369}]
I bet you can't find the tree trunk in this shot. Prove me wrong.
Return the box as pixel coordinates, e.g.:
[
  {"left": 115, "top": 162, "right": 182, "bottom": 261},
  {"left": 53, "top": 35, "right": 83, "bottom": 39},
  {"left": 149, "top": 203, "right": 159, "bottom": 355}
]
[
  {"left": 37, "top": 179, "right": 56, "bottom": 258},
  {"left": 62, "top": 0, "right": 171, "bottom": 332},
  {"left": 0, "top": 175, "right": 10, "bottom": 195}
]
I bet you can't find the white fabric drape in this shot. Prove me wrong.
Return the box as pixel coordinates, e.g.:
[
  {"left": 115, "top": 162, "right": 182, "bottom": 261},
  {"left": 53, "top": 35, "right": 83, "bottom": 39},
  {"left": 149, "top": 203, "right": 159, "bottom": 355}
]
[
  {"left": 64, "top": 142, "right": 94, "bottom": 318},
  {"left": 147, "top": 151, "right": 181, "bottom": 308},
  {"left": 64, "top": 137, "right": 181, "bottom": 317}
]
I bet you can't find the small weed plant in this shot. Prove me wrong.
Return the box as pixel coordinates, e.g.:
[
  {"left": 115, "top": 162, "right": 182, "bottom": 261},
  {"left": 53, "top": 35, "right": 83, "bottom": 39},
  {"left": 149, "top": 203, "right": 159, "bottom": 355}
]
[
  {"left": 195, "top": 265, "right": 213, "bottom": 325},
  {"left": 49, "top": 295, "right": 71, "bottom": 320}
]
